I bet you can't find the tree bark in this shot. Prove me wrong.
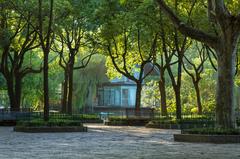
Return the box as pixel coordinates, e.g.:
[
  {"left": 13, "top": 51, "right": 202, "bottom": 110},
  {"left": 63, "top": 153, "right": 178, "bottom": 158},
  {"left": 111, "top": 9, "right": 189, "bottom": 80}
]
[
  {"left": 135, "top": 82, "right": 142, "bottom": 115},
  {"left": 61, "top": 70, "right": 68, "bottom": 113},
  {"left": 43, "top": 51, "right": 49, "bottom": 121},
  {"left": 174, "top": 86, "right": 181, "bottom": 120},
  {"left": 14, "top": 75, "right": 22, "bottom": 112},
  {"left": 67, "top": 62, "right": 74, "bottom": 115},
  {"left": 215, "top": 44, "right": 236, "bottom": 128},
  {"left": 193, "top": 81, "right": 202, "bottom": 115},
  {"left": 5, "top": 75, "right": 26, "bottom": 112},
  {"left": 6, "top": 77, "right": 17, "bottom": 111},
  {"left": 38, "top": 0, "right": 53, "bottom": 121},
  {"left": 158, "top": 75, "right": 167, "bottom": 116},
  {"left": 167, "top": 57, "right": 183, "bottom": 120}
]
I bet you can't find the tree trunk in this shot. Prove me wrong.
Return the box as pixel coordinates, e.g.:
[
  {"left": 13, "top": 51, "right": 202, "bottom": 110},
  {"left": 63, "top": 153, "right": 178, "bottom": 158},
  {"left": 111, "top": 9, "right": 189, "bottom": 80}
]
[
  {"left": 166, "top": 56, "right": 183, "bottom": 120},
  {"left": 135, "top": 82, "right": 142, "bottom": 115},
  {"left": 14, "top": 76, "right": 22, "bottom": 112},
  {"left": 158, "top": 75, "right": 167, "bottom": 116},
  {"left": 215, "top": 44, "right": 236, "bottom": 128},
  {"left": 174, "top": 86, "right": 181, "bottom": 120},
  {"left": 61, "top": 69, "right": 68, "bottom": 113},
  {"left": 67, "top": 62, "right": 74, "bottom": 115},
  {"left": 67, "top": 69, "right": 73, "bottom": 115},
  {"left": 193, "top": 81, "right": 202, "bottom": 115},
  {"left": 43, "top": 51, "right": 49, "bottom": 121},
  {"left": 6, "top": 77, "right": 17, "bottom": 112}
]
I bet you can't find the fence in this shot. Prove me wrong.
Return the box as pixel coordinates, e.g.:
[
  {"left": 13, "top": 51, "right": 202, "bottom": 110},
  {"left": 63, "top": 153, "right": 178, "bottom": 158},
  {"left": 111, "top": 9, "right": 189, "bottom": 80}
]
[
  {"left": 0, "top": 110, "right": 239, "bottom": 123},
  {"left": 0, "top": 111, "right": 100, "bottom": 122}
]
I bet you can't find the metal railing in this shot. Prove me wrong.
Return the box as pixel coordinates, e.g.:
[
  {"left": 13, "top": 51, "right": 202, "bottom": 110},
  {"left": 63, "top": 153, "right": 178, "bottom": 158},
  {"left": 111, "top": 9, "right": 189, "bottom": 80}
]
[{"left": 0, "top": 111, "right": 101, "bottom": 121}]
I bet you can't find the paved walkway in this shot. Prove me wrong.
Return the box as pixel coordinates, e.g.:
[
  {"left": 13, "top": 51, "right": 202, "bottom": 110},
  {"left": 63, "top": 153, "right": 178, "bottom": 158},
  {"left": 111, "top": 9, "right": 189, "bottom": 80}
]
[{"left": 0, "top": 124, "right": 239, "bottom": 159}]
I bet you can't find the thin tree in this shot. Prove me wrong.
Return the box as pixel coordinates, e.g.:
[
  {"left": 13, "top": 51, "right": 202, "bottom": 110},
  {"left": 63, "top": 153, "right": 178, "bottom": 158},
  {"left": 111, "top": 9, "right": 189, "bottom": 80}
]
[
  {"left": 53, "top": 28, "right": 96, "bottom": 114},
  {"left": 37, "top": 0, "right": 54, "bottom": 121},
  {"left": 183, "top": 43, "right": 208, "bottom": 115},
  {"left": 156, "top": 1, "right": 195, "bottom": 119},
  {"left": 155, "top": 18, "right": 178, "bottom": 116},
  {"left": 155, "top": 55, "right": 168, "bottom": 116}
]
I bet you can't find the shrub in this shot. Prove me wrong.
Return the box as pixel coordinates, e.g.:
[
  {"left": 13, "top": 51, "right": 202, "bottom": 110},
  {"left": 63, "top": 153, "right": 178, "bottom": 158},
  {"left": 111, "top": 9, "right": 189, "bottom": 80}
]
[
  {"left": 182, "top": 128, "right": 240, "bottom": 135},
  {"left": 17, "top": 119, "right": 83, "bottom": 127}
]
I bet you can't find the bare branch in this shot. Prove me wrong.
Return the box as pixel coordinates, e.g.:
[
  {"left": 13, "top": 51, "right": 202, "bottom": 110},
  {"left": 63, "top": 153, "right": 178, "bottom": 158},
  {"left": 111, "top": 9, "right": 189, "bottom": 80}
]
[
  {"left": 74, "top": 51, "right": 96, "bottom": 70},
  {"left": 21, "top": 67, "right": 42, "bottom": 77},
  {"left": 137, "top": 28, "right": 144, "bottom": 62},
  {"left": 205, "top": 45, "right": 217, "bottom": 71}
]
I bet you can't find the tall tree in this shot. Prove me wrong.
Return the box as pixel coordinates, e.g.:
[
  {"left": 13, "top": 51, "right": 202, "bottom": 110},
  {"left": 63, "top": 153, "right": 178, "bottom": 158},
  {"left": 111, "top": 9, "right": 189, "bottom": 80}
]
[
  {"left": 99, "top": 0, "right": 158, "bottom": 113},
  {"left": 37, "top": 0, "right": 54, "bottom": 121},
  {"left": 53, "top": 28, "right": 96, "bottom": 114},
  {"left": 155, "top": 14, "right": 177, "bottom": 116},
  {"left": 183, "top": 43, "right": 208, "bottom": 115},
  {"left": 105, "top": 29, "right": 157, "bottom": 113},
  {"left": 53, "top": 0, "right": 97, "bottom": 114},
  {"left": 156, "top": 2, "right": 193, "bottom": 119},
  {"left": 155, "top": 54, "right": 168, "bottom": 116},
  {"left": 0, "top": 1, "right": 41, "bottom": 111},
  {"left": 157, "top": 0, "right": 240, "bottom": 128}
]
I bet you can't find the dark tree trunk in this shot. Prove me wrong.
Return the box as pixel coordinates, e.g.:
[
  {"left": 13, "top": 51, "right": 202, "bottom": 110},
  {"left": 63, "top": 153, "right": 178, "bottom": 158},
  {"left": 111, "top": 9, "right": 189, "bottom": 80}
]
[
  {"left": 176, "top": 57, "right": 183, "bottom": 120},
  {"left": 38, "top": 0, "right": 53, "bottom": 121},
  {"left": 215, "top": 44, "right": 236, "bottom": 128},
  {"left": 6, "top": 75, "right": 24, "bottom": 112},
  {"left": 61, "top": 69, "right": 68, "bottom": 113},
  {"left": 169, "top": 58, "right": 182, "bottom": 120},
  {"left": 67, "top": 63, "right": 74, "bottom": 115},
  {"left": 174, "top": 86, "right": 181, "bottom": 120},
  {"left": 43, "top": 51, "right": 49, "bottom": 121},
  {"left": 193, "top": 81, "right": 202, "bottom": 115},
  {"left": 6, "top": 77, "right": 17, "bottom": 111},
  {"left": 158, "top": 75, "right": 167, "bottom": 116},
  {"left": 135, "top": 82, "right": 142, "bottom": 115},
  {"left": 14, "top": 75, "right": 22, "bottom": 112}
]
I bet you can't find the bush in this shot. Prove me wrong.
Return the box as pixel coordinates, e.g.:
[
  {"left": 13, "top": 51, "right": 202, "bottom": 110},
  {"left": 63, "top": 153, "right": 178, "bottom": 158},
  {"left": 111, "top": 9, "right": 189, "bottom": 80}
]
[
  {"left": 107, "top": 117, "right": 150, "bottom": 126},
  {"left": 25, "top": 113, "right": 100, "bottom": 122},
  {"left": 150, "top": 117, "right": 214, "bottom": 125},
  {"left": 17, "top": 119, "right": 83, "bottom": 127},
  {"left": 49, "top": 114, "right": 99, "bottom": 120},
  {"left": 182, "top": 128, "right": 240, "bottom": 135}
]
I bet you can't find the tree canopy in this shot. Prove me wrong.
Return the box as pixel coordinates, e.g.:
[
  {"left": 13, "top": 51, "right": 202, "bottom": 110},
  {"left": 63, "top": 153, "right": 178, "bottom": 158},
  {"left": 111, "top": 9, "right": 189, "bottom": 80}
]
[{"left": 0, "top": 0, "right": 240, "bottom": 128}]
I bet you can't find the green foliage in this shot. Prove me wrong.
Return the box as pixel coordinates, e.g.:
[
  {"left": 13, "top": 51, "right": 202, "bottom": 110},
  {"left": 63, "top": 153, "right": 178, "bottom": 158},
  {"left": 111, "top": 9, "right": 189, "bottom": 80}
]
[
  {"left": 99, "top": 0, "right": 159, "bottom": 80},
  {"left": 17, "top": 119, "right": 83, "bottom": 127},
  {"left": 17, "top": 113, "right": 100, "bottom": 126},
  {"left": 1, "top": 0, "right": 240, "bottom": 120},
  {"left": 237, "top": 117, "right": 240, "bottom": 126},
  {"left": 142, "top": 80, "right": 160, "bottom": 108},
  {"left": 182, "top": 128, "right": 240, "bottom": 135},
  {"left": 73, "top": 55, "right": 108, "bottom": 109},
  {"left": 107, "top": 116, "right": 150, "bottom": 126}
]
